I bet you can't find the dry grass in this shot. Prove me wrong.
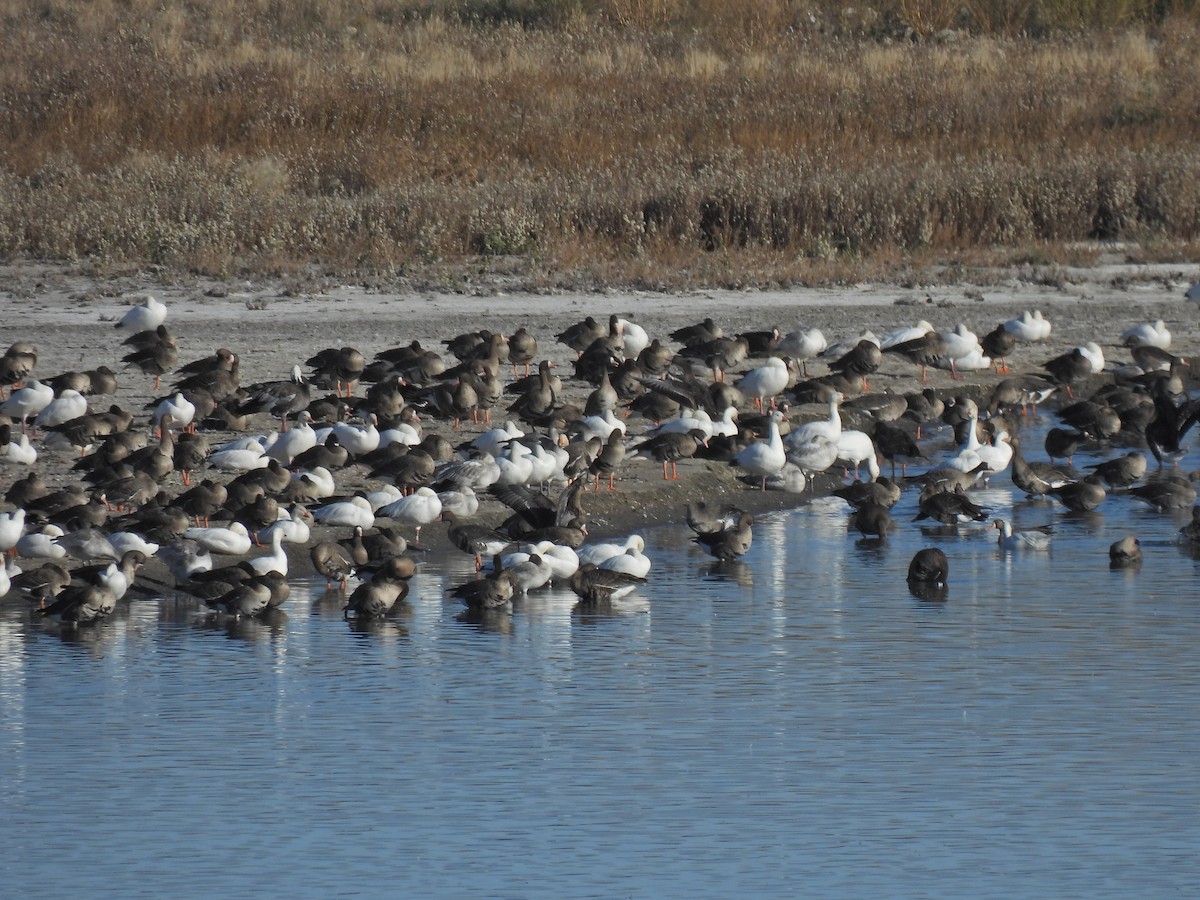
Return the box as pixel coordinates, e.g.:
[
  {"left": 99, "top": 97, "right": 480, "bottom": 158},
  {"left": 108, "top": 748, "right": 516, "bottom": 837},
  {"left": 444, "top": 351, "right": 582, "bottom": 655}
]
[{"left": 0, "top": 1, "right": 1198, "bottom": 287}]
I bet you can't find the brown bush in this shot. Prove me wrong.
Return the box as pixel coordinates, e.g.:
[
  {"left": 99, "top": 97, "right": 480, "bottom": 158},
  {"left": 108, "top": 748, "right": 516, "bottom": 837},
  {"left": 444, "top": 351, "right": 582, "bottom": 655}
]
[{"left": 0, "top": 3, "right": 1198, "bottom": 286}]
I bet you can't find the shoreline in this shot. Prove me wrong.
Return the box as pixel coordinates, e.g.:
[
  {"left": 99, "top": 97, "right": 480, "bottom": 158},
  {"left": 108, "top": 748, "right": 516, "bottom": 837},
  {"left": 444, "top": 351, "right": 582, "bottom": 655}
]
[{"left": 2, "top": 260, "right": 1196, "bottom": 585}]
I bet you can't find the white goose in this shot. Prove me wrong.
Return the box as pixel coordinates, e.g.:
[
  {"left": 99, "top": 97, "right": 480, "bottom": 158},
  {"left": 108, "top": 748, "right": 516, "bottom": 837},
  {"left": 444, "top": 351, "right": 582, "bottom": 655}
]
[
  {"left": 151, "top": 392, "right": 196, "bottom": 432},
  {"left": 617, "top": 318, "right": 650, "bottom": 359},
  {"left": 993, "top": 518, "right": 1051, "bottom": 551},
  {"left": 33, "top": 389, "right": 88, "bottom": 430},
  {"left": 311, "top": 495, "right": 376, "bottom": 529},
  {"left": 599, "top": 546, "right": 652, "bottom": 579},
  {"left": 881, "top": 319, "right": 935, "bottom": 349},
  {"left": 115, "top": 295, "right": 167, "bottom": 332},
  {"left": 786, "top": 392, "right": 843, "bottom": 448},
  {"left": 472, "top": 420, "right": 525, "bottom": 457},
  {"left": 108, "top": 532, "right": 161, "bottom": 558},
  {"left": 1003, "top": 310, "right": 1052, "bottom": 342},
  {"left": 1120, "top": 319, "right": 1170, "bottom": 350},
  {"left": 265, "top": 413, "right": 317, "bottom": 464},
  {"left": 289, "top": 466, "right": 336, "bottom": 500},
  {"left": 259, "top": 505, "right": 313, "bottom": 545},
  {"left": 777, "top": 327, "right": 827, "bottom": 376},
  {"left": 2, "top": 433, "right": 37, "bottom": 466},
  {"left": 378, "top": 486, "right": 443, "bottom": 539},
  {"left": 0, "top": 379, "right": 54, "bottom": 429},
  {"left": 0, "top": 508, "right": 27, "bottom": 555},
  {"left": 249, "top": 529, "right": 288, "bottom": 576},
  {"left": 835, "top": 430, "right": 879, "bottom": 480},
  {"left": 578, "top": 535, "right": 646, "bottom": 567},
  {"left": 184, "top": 521, "right": 253, "bottom": 556},
  {"left": 208, "top": 439, "right": 269, "bottom": 472},
  {"left": 736, "top": 357, "right": 792, "bottom": 411},
  {"left": 937, "top": 324, "right": 983, "bottom": 380},
  {"left": 16, "top": 524, "right": 67, "bottom": 559},
  {"left": 734, "top": 411, "right": 786, "bottom": 490},
  {"left": 331, "top": 414, "right": 381, "bottom": 457}
]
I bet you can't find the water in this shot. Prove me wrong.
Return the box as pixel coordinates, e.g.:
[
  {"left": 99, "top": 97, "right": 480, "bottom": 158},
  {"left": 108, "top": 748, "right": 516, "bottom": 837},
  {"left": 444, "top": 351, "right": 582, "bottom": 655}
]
[{"left": 3, "top": 420, "right": 1200, "bottom": 897}]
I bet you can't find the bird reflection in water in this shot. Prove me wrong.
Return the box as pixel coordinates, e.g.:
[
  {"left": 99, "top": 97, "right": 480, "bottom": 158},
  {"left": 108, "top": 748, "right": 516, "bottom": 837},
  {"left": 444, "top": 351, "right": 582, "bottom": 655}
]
[
  {"left": 196, "top": 608, "right": 289, "bottom": 642},
  {"left": 456, "top": 606, "right": 515, "bottom": 634},
  {"left": 346, "top": 613, "right": 411, "bottom": 640},
  {"left": 700, "top": 559, "right": 753, "bottom": 586}
]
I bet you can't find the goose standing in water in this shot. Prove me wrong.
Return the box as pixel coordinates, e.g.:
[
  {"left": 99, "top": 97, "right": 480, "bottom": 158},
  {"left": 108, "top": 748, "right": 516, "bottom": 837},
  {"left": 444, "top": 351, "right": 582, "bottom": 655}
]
[
  {"left": 1109, "top": 535, "right": 1143, "bottom": 568},
  {"left": 993, "top": 519, "right": 1052, "bottom": 551}
]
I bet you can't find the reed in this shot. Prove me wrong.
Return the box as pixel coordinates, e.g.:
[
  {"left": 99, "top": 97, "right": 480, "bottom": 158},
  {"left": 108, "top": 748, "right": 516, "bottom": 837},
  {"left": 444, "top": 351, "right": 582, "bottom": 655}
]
[{"left": 0, "top": 1, "right": 1197, "bottom": 287}]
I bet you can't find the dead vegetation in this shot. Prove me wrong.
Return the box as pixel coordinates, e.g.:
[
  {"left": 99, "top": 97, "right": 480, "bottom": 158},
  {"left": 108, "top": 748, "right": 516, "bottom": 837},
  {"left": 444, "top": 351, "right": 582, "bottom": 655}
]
[{"left": 0, "top": 1, "right": 1198, "bottom": 287}]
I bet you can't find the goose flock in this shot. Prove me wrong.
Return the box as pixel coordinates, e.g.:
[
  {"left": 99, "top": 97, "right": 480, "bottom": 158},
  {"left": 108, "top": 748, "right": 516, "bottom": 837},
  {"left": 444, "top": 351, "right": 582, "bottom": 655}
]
[{"left": 2, "top": 287, "right": 1200, "bottom": 628}]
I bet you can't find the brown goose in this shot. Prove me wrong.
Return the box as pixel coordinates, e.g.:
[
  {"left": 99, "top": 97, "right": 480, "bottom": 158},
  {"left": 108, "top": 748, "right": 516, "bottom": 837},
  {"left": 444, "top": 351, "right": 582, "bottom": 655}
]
[
  {"left": 907, "top": 548, "right": 949, "bottom": 586},
  {"left": 447, "top": 557, "right": 515, "bottom": 612},
  {"left": 568, "top": 563, "right": 646, "bottom": 603},
  {"left": 626, "top": 429, "right": 706, "bottom": 481},
  {"left": 883, "top": 332, "right": 946, "bottom": 383},
  {"left": 507, "top": 327, "right": 538, "bottom": 378},
  {"left": 1109, "top": 535, "right": 1143, "bottom": 568},
  {"left": 1049, "top": 475, "right": 1107, "bottom": 512},
  {"left": 310, "top": 539, "right": 359, "bottom": 590},
  {"left": 344, "top": 556, "right": 415, "bottom": 618},
  {"left": 693, "top": 512, "right": 754, "bottom": 560},
  {"left": 307, "top": 347, "right": 365, "bottom": 398}
]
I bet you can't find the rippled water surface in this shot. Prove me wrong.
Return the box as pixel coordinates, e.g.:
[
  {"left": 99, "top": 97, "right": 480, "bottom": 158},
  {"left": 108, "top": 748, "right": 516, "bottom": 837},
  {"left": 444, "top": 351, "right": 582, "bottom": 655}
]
[{"left": 3, "top": 421, "right": 1200, "bottom": 896}]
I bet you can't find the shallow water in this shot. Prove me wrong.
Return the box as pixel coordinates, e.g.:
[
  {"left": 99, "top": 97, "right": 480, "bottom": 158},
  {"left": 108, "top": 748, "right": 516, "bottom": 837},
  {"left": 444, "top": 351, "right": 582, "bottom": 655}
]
[{"left": 3, "top": 418, "right": 1200, "bottom": 897}]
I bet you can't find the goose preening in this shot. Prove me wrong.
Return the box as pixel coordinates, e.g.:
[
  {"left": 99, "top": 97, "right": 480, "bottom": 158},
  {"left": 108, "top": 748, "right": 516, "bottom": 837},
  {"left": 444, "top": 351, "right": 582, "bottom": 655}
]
[
  {"left": 567, "top": 563, "right": 646, "bottom": 604},
  {"left": 692, "top": 512, "right": 754, "bottom": 560},
  {"left": 907, "top": 548, "right": 949, "bottom": 586},
  {"left": 1109, "top": 535, "right": 1143, "bottom": 569}
]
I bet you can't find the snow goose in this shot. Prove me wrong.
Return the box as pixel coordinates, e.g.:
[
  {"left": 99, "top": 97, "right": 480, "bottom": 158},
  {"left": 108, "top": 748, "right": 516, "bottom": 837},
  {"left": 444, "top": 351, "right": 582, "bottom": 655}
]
[
  {"left": 835, "top": 430, "right": 879, "bottom": 480},
  {"left": 185, "top": 521, "right": 253, "bottom": 556},
  {"left": 599, "top": 545, "right": 652, "bottom": 579},
  {"left": 936, "top": 324, "right": 983, "bottom": 380},
  {"left": 249, "top": 529, "right": 289, "bottom": 576},
  {"left": 312, "top": 495, "right": 376, "bottom": 529},
  {"left": 264, "top": 413, "right": 317, "bottom": 464},
  {"left": 15, "top": 524, "right": 67, "bottom": 559},
  {"left": 881, "top": 319, "right": 935, "bottom": 349},
  {"left": 993, "top": 519, "right": 1052, "bottom": 550},
  {"left": 736, "top": 357, "right": 792, "bottom": 411},
  {"left": 115, "top": 295, "right": 168, "bottom": 332},
  {"left": 0, "top": 508, "right": 26, "bottom": 556},
  {"left": 786, "top": 392, "right": 843, "bottom": 448},
  {"left": 157, "top": 539, "right": 214, "bottom": 581},
  {"left": 1, "top": 428, "right": 37, "bottom": 466},
  {"left": 1120, "top": 319, "right": 1170, "bottom": 350},
  {"left": 733, "top": 411, "right": 786, "bottom": 490},
  {"left": 208, "top": 439, "right": 269, "bottom": 473},
  {"left": 331, "top": 414, "right": 381, "bottom": 457},
  {"left": 151, "top": 391, "right": 196, "bottom": 433},
  {"left": 288, "top": 466, "right": 336, "bottom": 501},
  {"left": 777, "top": 327, "right": 826, "bottom": 376},
  {"left": 259, "top": 504, "right": 314, "bottom": 545},
  {"left": 578, "top": 534, "right": 646, "bottom": 567},
  {"left": 33, "top": 389, "right": 88, "bottom": 430},
  {"left": 617, "top": 318, "right": 650, "bottom": 359},
  {"left": 0, "top": 379, "right": 54, "bottom": 431},
  {"left": 472, "top": 420, "right": 526, "bottom": 457},
  {"left": 1003, "top": 310, "right": 1052, "bottom": 342},
  {"left": 107, "top": 532, "right": 161, "bottom": 559},
  {"left": 378, "top": 486, "right": 443, "bottom": 540}
]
